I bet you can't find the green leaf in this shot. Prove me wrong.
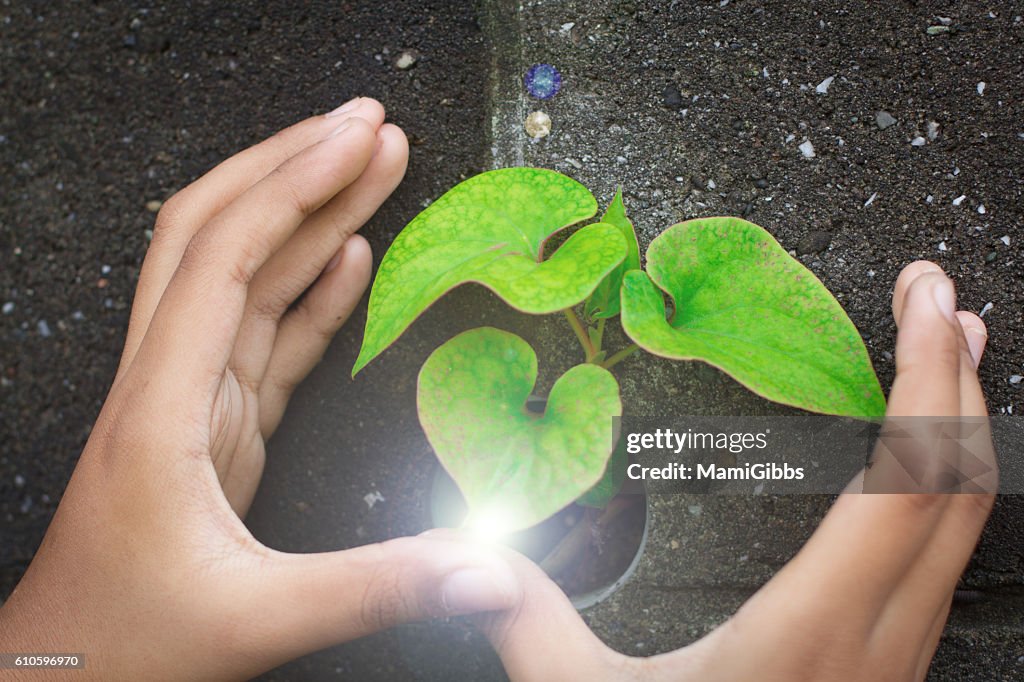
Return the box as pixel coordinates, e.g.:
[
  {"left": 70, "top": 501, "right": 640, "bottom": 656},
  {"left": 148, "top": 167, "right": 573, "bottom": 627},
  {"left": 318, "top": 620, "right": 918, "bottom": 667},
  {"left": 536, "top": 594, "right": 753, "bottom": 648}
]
[
  {"left": 620, "top": 218, "right": 886, "bottom": 418},
  {"left": 354, "top": 168, "right": 628, "bottom": 374},
  {"left": 576, "top": 433, "right": 627, "bottom": 508},
  {"left": 584, "top": 188, "right": 641, "bottom": 320},
  {"left": 417, "top": 327, "right": 622, "bottom": 531}
]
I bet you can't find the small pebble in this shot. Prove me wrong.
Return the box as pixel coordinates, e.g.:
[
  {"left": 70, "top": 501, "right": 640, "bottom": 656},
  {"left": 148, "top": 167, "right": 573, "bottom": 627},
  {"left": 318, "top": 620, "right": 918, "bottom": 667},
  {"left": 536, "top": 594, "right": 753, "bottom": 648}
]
[
  {"left": 13, "top": 474, "right": 24, "bottom": 488},
  {"left": 977, "top": 81, "right": 986, "bottom": 95},
  {"left": 1, "top": 301, "right": 13, "bottom": 315},
  {"left": 662, "top": 84, "right": 683, "bottom": 109},
  {"left": 688, "top": 504, "right": 703, "bottom": 517},
  {"left": 524, "top": 63, "right": 561, "bottom": 99},
  {"left": 977, "top": 204, "right": 986, "bottom": 214},
  {"left": 864, "top": 192, "right": 878, "bottom": 207},
  {"left": 938, "top": 241, "right": 948, "bottom": 252},
  {"left": 37, "top": 320, "right": 51, "bottom": 337},
  {"left": 815, "top": 75, "right": 835, "bottom": 94},
  {"left": 875, "top": 111, "right": 897, "bottom": 129},
  {"left": 1010, "top": 375, "right": 1023, "bottom": 385},
  {"left": 927, "top": 121, "right": 940, "bottom": 140},
  {"left": 952, "top": 195, "right": 966, "bottom": 206},
  {"left": 101, "top": 264, "right": 111, "bottom": 275},
  {"left": 394, "top": 50, "right": 418, "bottom": 70},
  {"left": 911, "top": 136, "right": 926, "bottom": 146},
  {"left": 986, "top": 252, "right": 998, "bottom": 263},
  {"left": 363, "top": 491, "right": 385, "bottom": 508},
  {"left": 670, "top": 539, "right": 680, "bottom": 550},
  {"left": 797, "top": 231, "right": 832, "bottom": 255},
  {"left": 1000, "top": 235, "right": 1011, "bottom": 246},
  {"left": 927, "top": 25, "right": 951, "bottom": 35},
  {"left": 798, "top": 140, "right": 816, "bottom": 158},
  {"left": 20, "top": 496, "right": 33, "bottom": 514},
  {"left": 145, "top": 199, "right": 162, "bottom": 212},
  {"left": 979, "top": 302, "right": 994, "bottom": 317},
  {"left": 524, "top": 111, "right": 552, "bottom": 138}
]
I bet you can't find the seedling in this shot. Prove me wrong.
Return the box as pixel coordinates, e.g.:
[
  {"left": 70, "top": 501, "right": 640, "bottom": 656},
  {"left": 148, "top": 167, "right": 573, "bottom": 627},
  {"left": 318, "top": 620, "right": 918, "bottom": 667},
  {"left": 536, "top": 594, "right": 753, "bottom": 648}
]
[{"left": 354, "top": 168, "right": 884, "bottom": 534}]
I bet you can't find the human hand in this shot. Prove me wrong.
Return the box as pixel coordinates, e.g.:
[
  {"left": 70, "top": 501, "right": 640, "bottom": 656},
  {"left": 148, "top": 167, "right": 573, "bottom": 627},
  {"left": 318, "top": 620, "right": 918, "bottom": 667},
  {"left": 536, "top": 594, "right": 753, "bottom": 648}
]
[
  {"left": 479, "top": 261, "right": 996, "bottom": 681},
  {"left": 0, "top": 99, "right": 519, "bottom": 680}
]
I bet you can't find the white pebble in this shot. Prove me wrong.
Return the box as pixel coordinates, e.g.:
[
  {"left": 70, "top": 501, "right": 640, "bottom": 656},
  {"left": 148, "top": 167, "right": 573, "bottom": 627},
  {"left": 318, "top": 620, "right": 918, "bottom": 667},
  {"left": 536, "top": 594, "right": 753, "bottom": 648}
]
[
  {"left": 977, "top": 204, "right": 986, "bottom": 214},
  {"left": 977, "top": 81, "right": 986, "bottom": 95},
  {"left": 524, "top": 111, "right": 552, "bottom": 139},
  {"left": 979, "top": 302, "right": 994, "bottom": 317},
  {"left": 707, "top": 179, "right": 717, "bottom": 190},
  {"left": 927, "top": 121, "right": 940, "bottom": 141},
  {"left": 37, "top": 320, "right": 51, "bottom": 337},
  {"left": 864, "top": 192, "right": 878, "bottom": 207},
  {"left": 799, "top": 140, "right": 816, "bottom": 158},
  {"left": 815, "top": 75, "right": 835, "bottom": 94},
  {"left": 1000, "top": 235, "right": 1011, "bottom": 246},
  {"left": 101, "top": 264, "right": 111, "bottom": 275},
  {"left": 14, "top": 474, "right": 24, "bottom": 487},
  {"left": 1010, "top": 375, "right": 1023, "bottom": 385},
  {"left": 1, "top": 301, "right": 13, "bottom": 315},
  {"left": 926, "top": 194, "right": 934, "bottom": 204},
  {"left": 952, "top": 195, "right": 966, "bottom": 206},
  {"left": 363, "top": 491, "right": 385, "bottom": 509},
  {"left": 911, "top": 136, "right": 926, "bottom": 146},
  {"left": 394, "top": 51, "right": 418, "bottom": 70},
  {"left": 937, "top": 241, "right": 948, "bottom": 252}
]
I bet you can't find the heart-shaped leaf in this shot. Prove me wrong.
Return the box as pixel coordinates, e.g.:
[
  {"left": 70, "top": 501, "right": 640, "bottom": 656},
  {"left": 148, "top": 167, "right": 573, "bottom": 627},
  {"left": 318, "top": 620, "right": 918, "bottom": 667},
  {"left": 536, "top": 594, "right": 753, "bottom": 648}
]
[
  {"left": 585, "top": 188, "right": 641, "bottom": 320},
  {"left": 620, "top": 217, "right": 885, "bottom": 418},
  {"left": 417, "top": 327, "right": 622, "bottom": 531},
  {"left": 354, "top": 168, "right": 628, "bottom": 374}
]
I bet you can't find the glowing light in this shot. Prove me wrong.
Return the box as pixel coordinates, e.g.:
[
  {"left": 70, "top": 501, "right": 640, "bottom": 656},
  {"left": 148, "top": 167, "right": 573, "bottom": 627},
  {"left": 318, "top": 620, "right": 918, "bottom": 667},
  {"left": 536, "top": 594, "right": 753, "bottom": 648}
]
[{"left": 463, "top": 507, "right": 518, "bottom": 542}]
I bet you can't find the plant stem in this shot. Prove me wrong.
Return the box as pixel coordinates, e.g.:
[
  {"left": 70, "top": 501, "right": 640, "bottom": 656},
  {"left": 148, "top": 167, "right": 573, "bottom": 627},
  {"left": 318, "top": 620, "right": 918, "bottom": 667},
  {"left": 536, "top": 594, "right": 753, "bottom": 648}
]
[
  {"left": 564, "top": 308, "right": 596, "bottom": 361},
  {"left": 594, "top": 318, "right": 606, "bottom": 354},
  {"left": 601, "top": 344, "right": 639, "bottom": 370}
]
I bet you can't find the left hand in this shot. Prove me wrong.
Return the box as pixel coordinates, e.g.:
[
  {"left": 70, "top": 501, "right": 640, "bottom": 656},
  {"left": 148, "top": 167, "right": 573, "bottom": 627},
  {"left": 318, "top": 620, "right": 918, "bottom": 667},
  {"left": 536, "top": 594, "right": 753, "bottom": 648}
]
[{"left": 0, "top": 99, "right": 519, "bottom": 680}]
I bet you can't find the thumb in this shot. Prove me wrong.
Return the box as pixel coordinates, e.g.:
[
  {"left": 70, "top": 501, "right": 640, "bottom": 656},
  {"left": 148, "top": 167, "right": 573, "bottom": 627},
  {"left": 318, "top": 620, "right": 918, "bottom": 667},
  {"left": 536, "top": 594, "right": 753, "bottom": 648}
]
[
  {"left": 252, "top": 533, "right": 521, "bottom": 663},
  {"left": 459, "top": 534, "right": 630, "bottom": 682}
]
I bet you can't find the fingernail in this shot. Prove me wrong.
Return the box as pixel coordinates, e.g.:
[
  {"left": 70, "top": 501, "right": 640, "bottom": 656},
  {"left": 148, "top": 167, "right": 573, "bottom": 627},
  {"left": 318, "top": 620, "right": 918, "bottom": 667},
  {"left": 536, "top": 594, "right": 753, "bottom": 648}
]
[
  {"left": 324, "top": 248, "right": 344, "bottom": 273},
  {"left": 930, "top": 277, "right": 956, "bottom": 323},
  {"left": 440, "top": 568, "right": 516, "bottom": 615},
  {"left": 327, "top": 119, "right": 355, "bottom": 139},
  {"left": 325, "top": 97, "right": 361, "bottom": 118}
]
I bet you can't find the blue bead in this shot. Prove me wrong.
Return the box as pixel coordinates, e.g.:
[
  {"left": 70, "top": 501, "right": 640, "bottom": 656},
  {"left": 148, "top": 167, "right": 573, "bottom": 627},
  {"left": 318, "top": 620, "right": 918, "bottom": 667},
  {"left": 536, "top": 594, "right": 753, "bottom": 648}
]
[{"left": 524, "top": 64, "right": 562, "bottom": 100}]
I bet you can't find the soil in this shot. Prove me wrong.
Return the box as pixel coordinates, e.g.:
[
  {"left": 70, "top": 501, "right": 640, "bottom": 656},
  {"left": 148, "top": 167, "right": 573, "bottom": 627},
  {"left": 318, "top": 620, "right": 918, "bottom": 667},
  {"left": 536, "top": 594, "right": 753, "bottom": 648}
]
[{"left": 2, "top": 1, "right": 1022, "bottom": 681}]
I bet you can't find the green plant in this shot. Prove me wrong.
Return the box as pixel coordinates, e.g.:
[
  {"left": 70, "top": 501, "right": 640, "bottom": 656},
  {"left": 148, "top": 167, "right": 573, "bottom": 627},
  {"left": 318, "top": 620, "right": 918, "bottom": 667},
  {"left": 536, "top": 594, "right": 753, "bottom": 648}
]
[{"left": 354, "top": 168, "right": 885, "bottom": 532}]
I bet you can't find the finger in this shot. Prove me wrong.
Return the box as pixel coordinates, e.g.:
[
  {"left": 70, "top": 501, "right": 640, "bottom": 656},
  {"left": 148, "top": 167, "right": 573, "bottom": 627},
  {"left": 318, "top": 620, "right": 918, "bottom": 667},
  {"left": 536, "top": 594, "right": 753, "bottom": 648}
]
[
  {"left": 248, "top": 534, "right": 521, "bottom": 668},
  {"left": 258, "top": 235, "right": 373, "bottom": 436},
  {"left": 232, "top": 124, "right": 408, "bottom": 390},
  {"left": 891, "top": 260, "right": 945, "bottom": 327},
  {"left": 728, "top": 271, "right": 965, "bottom": 636},
  {"left": 117, "top": 98, "right": 385, "bottom": 381},
  {"left": 135, "top": 118, "right": 379, "bottom": 396},
  {"left": 955, "top": 311, "right": 987, "bottom": 370}
]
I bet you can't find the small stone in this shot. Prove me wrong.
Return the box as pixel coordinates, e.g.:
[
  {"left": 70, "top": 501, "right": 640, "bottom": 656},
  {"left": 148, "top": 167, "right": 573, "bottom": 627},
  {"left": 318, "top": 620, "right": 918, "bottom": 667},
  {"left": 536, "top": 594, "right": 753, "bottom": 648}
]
[
  {"left": 1000, "top": 235, "right": 1011, "bottom": 246},
  {"left": 927, "top": 121, "right": 940, "bottom": 141},
  {"left": 670, "top": 539, "right": 681, "bottom": 550},
  {"left": 1009, "top": 375, "right": 1023, "bottom": 385},
  {"left": 690, "top": 175, "right": 707, "bottom": 190},
  {"left": 687, "top": 504, "right": 703, "bottom": 517},
  {"left": 977, "top": 204, "right": 986, "bottom": 214},
  {"left": 145, "top": 199, "right": 162, "bottom": 212},
  {"left": 524, "top": 111, "right": 552, "bottom": 138},
  {"left": 815, "top": 75, "right": 835, "bottom": 94},
  {"left": 37, "top": 320, "right": 51, "bottom": 337},
  {"left": 394, "top": 50, "right": 418, "bottom": 70},
  {"left": 937, "top": 241, "right": 948, "bottom": 252},
  {"left": 927, "top": 25, "right": 951, "bottom": 35},
  {"left": 875, "top": 111, "right": 897, "bottom": 129},
  {"left": 979, "top": 302, "right": 994, "bottom": 317},
  {"left": 19, "top": 496, "right": 33, "bottom": 514},
  {"left": 1, "top": 301, "right": 13, "bottom": 315},
  {"left": 707, "top": 179, "right": 717, "bottom": 190},
  {"left": 524, "top": 63, "right": 561, "bottom": 99},
  {"left": 911, "top": 136, "right": 926, "bottom": 146},
  {"left": 952, "top": 195, "right": 966, "bottom": 206},
  {"left": 798, "top": 139, "right": 816, "bottom": 158},
  {"left": 797, "top": 231, "right": 832, "bottom": 255},
  {"left": 363, "top": 491, "right": 385, "bottom": 508},
  {"left": 662, "top": 84, "right": 683, "bottom": 110},
  {"left": 985, "top": 251, "right": 998, "bottom": 263},
  {"left": 864, "top": 192, "right": 878, "bottom": 207},
  {"left": 755, "top": 178, "right": 769, "bottom": 189},
  {"left": 13, "top": 474, "right": 24, "bottom": 488},
  {"left": 977, "top": 81, "right": 986, "bottom": 95}
]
